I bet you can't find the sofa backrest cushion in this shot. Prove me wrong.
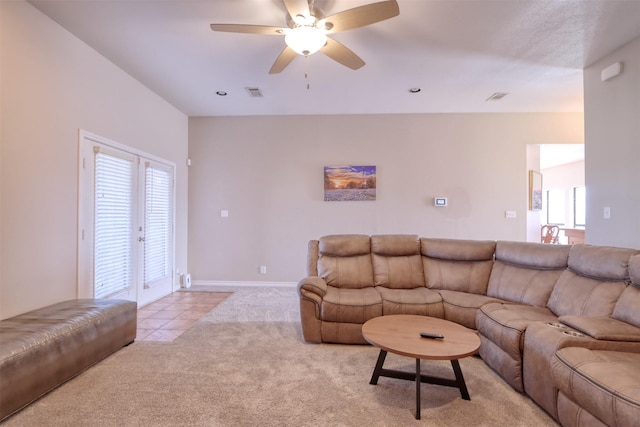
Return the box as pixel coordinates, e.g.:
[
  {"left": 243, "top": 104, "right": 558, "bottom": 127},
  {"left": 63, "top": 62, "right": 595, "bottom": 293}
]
[
  {"left": 487, "top": 241, "right": 570, "bottom": 306},
  {"left": 629, "top": 253, "right": 640, "bottom": 287},
  {"left": 421, "top": 238, "right": 495, "bottom": 294},
  {"left": 371, "top": 235, "right": 424, "bottom": 289},
  {"left": 612, "top": 254, "right": 640, "bottom": 328},
  {"left": 568, "top": 244, "right": 638, "bottom": 280},
  {"left": 547, "top": 245, "right": 639, "bottom": 317},
  {"left": 317, "top": 234, "right": 374, "bottom": 289}
]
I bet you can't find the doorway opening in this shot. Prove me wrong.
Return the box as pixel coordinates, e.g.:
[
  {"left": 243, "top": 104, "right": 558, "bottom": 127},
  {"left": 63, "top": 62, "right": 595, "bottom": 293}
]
[{"left": 526, "top": 144, "right": 585, "bottom": 244}]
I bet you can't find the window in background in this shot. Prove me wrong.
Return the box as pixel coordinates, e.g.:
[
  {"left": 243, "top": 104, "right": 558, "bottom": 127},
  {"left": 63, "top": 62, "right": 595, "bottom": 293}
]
[
  {"left": 546, "top": 189, "right": 565, "bottom": 225},
  {"left": 573, "top": 186, "right": 586, "bottom": 228},
  {"left": 93, "top": 148, "right": 136, "bottom": 299},
  {"left": 143, "top": 161, "right": 174, "bottom": 290}
]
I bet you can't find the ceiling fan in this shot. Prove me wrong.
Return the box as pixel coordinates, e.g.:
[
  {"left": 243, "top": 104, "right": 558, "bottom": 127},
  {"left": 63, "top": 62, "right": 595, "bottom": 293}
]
[{"left": 210, "top": 0, "right": 400, "bottom": 74}]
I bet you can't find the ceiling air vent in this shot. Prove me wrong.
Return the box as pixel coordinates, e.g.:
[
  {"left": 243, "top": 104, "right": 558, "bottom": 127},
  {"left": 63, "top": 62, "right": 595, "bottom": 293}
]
[
  {"left": 245, "top": 87, "right": 263, "bottom": 97},
  {"left": 486, "top": 92, "right": 509, "bottom": 101}
]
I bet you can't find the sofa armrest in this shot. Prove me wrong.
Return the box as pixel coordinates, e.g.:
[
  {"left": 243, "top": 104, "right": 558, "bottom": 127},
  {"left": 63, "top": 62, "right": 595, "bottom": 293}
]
[
  {"left": 297, "top": 276, "right": 327, "bottom": 298},
  {"left": 559, "top": 315, "right": 640, "bottom": 342}
]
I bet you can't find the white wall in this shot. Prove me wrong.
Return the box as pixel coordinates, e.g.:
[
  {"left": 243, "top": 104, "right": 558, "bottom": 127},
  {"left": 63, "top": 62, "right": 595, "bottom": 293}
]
[
  {"left": 0, "top": 1, "right": 189, "bottom": 319},
  {"left": 584, "top": 36, "right": 640, "bottom": 249},
  {"left": 188, "top": 113, "right": 583, "bottom": 284}
]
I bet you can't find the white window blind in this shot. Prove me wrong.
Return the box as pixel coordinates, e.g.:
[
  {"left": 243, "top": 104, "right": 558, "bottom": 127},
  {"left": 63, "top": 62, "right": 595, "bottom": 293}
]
[
  {"left": 94, "top": 149, "right": 135, "bottom": 298},
  {"left": 143, "top": 162, "right": 173, "bottom": 287}
]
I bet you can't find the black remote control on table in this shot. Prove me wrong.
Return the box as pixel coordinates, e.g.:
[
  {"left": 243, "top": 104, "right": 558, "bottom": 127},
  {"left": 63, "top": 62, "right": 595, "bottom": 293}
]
[{"left": 420, "top": 332, "right": 444, "bottom": 339}]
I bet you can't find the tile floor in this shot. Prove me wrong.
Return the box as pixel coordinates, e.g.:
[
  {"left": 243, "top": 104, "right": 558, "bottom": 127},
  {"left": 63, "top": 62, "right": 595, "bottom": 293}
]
[{"left": 136, "top": 291, "right": 232, "bottom": 342}]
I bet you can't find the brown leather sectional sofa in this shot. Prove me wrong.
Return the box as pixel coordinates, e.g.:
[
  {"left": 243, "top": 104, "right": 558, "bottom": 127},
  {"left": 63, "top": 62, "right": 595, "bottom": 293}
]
[{"left": 297, "top": 234, "right": 640, "bottom": 427}]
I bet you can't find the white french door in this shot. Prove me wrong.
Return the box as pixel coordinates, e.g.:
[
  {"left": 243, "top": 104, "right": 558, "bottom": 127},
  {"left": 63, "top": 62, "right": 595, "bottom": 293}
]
[{"left": 78, "top": 131, "right": 175, "bottom": 306}]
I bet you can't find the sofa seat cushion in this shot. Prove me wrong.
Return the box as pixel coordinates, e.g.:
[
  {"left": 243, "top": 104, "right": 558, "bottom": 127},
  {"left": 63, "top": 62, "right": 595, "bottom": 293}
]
[
  {"left": 551, "top": 347, "right": 640, "bottom": 427},
  {"left": 320, "top": 286, "right": 382, "bottom": 323},
  {"left": 439, "top": 290, "right": 502, "bottom": 330},
  {"left": 477, "top": 303, "right": 558, "bottom": 393},
  {"left": 375, "top": 286, "right": 443, "bottom": 317},
  {"left": 477, "top": 303, "right": 557, "bottom": 359}
]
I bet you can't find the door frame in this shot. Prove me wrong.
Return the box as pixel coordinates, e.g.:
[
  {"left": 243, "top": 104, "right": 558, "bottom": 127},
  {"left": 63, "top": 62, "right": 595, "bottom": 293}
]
[{"left": 77, "top": 129, "right": 176, "bottom": 306}]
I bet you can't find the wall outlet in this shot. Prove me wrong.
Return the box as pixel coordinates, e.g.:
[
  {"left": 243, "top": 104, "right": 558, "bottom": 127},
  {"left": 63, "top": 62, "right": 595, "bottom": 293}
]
[
  {"left": 259, "top": 265, "right": 267, "bottom": 274},
  {"left": 505, "top": 210, "right": 517, "bottom": 219},
  {"left": 220, "top": 210, "right": 229, "bottom": 218}
]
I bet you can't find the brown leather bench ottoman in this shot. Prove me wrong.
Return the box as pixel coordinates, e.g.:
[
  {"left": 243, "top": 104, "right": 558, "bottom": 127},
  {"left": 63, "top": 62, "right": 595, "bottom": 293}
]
[{"left": 0, "top": 299, "right": 137, "bottom": 421}]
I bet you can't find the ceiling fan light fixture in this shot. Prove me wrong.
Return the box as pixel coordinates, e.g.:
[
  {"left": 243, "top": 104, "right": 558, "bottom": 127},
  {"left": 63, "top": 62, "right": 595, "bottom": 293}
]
[{"left": 285, "top": 26, "right": 327, "bottom": 56}]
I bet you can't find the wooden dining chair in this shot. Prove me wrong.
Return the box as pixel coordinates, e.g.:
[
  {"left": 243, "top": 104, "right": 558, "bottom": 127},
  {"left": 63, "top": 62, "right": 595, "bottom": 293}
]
[{"left": 541, "top": 225, "right": 560, "bottom": 244}]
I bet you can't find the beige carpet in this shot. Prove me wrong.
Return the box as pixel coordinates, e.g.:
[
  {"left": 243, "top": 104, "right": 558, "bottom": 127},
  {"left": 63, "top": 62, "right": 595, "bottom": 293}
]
[{"left": 3, "top": 287, "right": 558, "bottom": 426}]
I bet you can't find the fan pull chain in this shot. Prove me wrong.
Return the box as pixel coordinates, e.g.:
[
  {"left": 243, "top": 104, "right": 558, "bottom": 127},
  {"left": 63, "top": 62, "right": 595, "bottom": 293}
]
[{"left": 305, "top": 55, "right": 310, "bottom": 90}]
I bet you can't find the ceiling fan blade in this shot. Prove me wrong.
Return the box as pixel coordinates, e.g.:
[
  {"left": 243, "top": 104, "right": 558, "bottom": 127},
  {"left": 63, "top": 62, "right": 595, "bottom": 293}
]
[
  {"left": 321, "top": 0, "right": 399, "bottom": 33},
  {"left": 210, "top": 24, "right": 285, "bottom": 35},
  {"left": 283, "top": 0, "right": 311, "bottom": 23},
  {"left": 320, "top": 37, "right": 365, "bottom": 70},
  {"left": 269, "top": 46, "right": 298, "bottom": 74}
]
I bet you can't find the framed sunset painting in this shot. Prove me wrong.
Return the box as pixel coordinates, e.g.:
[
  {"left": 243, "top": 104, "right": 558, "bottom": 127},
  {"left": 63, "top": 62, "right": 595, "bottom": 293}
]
[{"left": 324, "top": 165, "right": 376, "bottom": 201}]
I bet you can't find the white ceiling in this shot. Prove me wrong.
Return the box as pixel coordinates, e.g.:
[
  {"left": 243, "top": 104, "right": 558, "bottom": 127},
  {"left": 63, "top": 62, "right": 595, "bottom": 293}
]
[
  {"left": 28, "top": 0, "right": 640, "bottom": 117},
  {"left": 540, "top": 144, "right": 585, "bottom": 169}
]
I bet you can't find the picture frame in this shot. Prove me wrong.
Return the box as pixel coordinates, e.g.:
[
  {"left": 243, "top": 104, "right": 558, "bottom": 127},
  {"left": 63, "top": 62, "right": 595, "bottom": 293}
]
[
  {"left": 324, "top": 165, "right": 376, "bottom": 201},
  {"left": 529, "top": 170, "right": 543, "bottom": 210}
]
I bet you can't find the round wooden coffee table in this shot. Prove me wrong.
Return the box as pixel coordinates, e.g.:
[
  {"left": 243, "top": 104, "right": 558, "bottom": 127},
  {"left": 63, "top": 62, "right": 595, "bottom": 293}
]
[{"left": 362, "top": 315, "right": 481, "bottom": 420}]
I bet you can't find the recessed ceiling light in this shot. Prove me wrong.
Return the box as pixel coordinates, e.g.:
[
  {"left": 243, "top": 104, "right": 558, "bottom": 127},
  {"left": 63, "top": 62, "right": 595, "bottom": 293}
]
[
  {"left": 216, "top": 91, "right": 227, "bottom": 96},
  {"left": 486, "top": 92, "right": 509, "bottom": 101},
  {"left": 409, "top": 88, "right": 421, "bottom": 93}
]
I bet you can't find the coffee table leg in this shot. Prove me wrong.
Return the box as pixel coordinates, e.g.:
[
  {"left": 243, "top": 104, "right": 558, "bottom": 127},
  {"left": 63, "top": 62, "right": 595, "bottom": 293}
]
[
  {"left": 415, "top": 358, "right": 421, "bottom": 420},
  {"left": 451, "top": 359, "right": 470, "bottom": 400},
  {"left": 369, "top": 350, "right": 388, "bottom": 385}
]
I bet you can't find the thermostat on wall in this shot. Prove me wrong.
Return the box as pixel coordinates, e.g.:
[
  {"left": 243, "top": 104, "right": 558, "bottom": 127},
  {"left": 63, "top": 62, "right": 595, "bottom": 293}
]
[{"left": 434, "top": 197, "right": 447, "bottom": 207}]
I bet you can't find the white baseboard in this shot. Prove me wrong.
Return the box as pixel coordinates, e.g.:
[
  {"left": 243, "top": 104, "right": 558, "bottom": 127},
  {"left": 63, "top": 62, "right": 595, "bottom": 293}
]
[{"left": 191, "top": 280, "right": 297, "bottom": 288}]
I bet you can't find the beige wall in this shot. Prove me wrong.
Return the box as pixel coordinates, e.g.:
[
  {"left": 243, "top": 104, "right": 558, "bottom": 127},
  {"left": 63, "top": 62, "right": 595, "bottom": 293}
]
[
  {"left": 0, "top": 1, "right": 189, "bottom": 319},
  {"left": 188, "top": 113, "right": 583, "bottom": 283},
  {"left": 584, "top": 36, "right": 640, "bottom": 249},
  {"left": 525, "top": 144, "right": 542, "bottom": 242},
  {"left": 5, "top": 1, "right": 634, "bottom": 319}
]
